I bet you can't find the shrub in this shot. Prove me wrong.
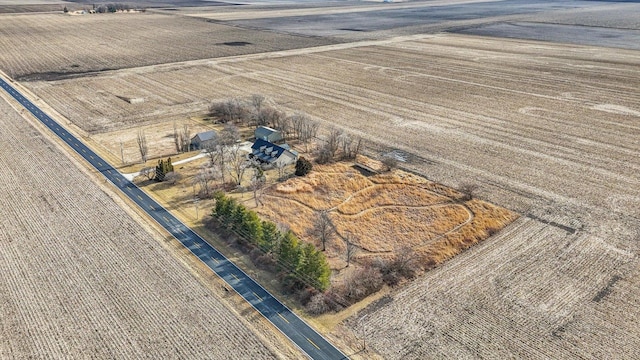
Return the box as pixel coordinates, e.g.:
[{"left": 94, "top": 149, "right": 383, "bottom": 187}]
[
  {"left": 342, "top": 266, "right": 384, "bottom": 302},
  {"left": 295, "top": 157, "right": 312, "bottom": 176},
  {"left": 315, "top": 145, "right": 333, "bottom": 165},
  {"left": 306, "top": 293, "right": 331, "bottom": 315},
  {"left": 381, "top": 155, "right": 398, "bottom": 171}
]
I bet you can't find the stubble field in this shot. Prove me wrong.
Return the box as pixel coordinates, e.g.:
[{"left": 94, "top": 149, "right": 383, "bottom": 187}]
[
  {"left": 0, "top": 94, "right": 293, "bottom": 358},
  {"left": 22, "top": 33, "right": 640, "bottom": 358},
  {"left": 3, "top": 4, "right": 640, "bottom": 358},
  {"left": 0, "top": 12, "right": 338, "bottom": 81}
]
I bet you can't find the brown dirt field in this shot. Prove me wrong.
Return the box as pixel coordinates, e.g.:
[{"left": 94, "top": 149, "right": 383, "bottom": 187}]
[{"left": 0, "top": 89, "right": 298, "bottom": 358}]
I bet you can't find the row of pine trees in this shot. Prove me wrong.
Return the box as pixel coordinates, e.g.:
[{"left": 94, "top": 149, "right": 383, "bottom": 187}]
[{"left": 212, "top": 191, "right": 331, "bottom": 291}]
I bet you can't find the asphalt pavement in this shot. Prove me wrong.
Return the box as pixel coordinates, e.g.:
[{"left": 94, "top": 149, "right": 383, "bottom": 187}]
[{"left": 0, "top": 77, "right": 348, "bottom": 360}]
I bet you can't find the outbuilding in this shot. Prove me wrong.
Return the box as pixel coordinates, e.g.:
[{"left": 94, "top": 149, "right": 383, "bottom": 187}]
[
  {"left": 190, "top": 130, "right": 217, "bottom": 150},
  {"left": 254, "top": 126, "right": 283, "bottom": 143}
]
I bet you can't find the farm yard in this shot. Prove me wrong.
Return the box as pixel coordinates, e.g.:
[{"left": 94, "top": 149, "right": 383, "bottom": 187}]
[
  {"left": 1, "top": 1, "right": 640, "bottom": 359},
  {"left": 0, "top": 92, "right": 297, "bottom": 358}
]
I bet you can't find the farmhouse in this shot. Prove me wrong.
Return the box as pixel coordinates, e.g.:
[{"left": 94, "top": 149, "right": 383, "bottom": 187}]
[
  {"left": 250, "top": 139, "right": 297, "bottom": 167},
  {"left": 190, "top": 130, "right": 217, "bottom": 150},
  {"left": 255, "top": 126, "right": 283, "bottom": 143}
]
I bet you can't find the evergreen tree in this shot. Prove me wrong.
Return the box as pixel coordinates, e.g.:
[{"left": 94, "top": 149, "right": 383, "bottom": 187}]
[
  {"left": 278, "top": 231, "right": 301, "bottom": 272},
  {"left": 155, "top": 159, "right": 165, "bottom": 181},
  {"left": 232, "top": 204, "right": 247, "bottom": 233},
  {"left": 298, "top": 244, "right": 331, "bottom": 291},
  {"left": 167, "top": 157, "right": 174, "bottom": 173},
  {"left": 213, "top": 191, "right": 228, "bottom": 217},
  {"left": 155, "top": 157, "right": 175, "bottom": 182},
  {"left": 241, "top": 210, "right": 263, "bottom": 245},
  {"left": 260, "top": 221, "right": 279, "bottom": 253},
  {"left": 295, "top": 156, "right": 312, "bottom": 176}
]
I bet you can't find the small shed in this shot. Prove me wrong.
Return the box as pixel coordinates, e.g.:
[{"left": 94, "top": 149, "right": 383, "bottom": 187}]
[
  {"left": 190, "top": 130, "right": 217, "bottom": 150},
  {"left": 255, "top": 126, "right": 283, "bottom": 143},
  {"left": 250, "top": 139, "right": 297, "bottom": 167}
]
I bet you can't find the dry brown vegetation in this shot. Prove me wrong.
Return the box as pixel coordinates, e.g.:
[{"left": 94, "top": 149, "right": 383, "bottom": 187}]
[
  {"left": 0, "top": 89, "right": 294, "bottom": 359},
  {"left": 256, "top": 161, "right": 516, "bottom": 269}
]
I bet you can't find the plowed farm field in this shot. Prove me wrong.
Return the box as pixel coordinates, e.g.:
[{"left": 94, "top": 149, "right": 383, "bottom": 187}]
[
  {"left": 0, "top": 12, "right": 337, "bottom": 81},
  {"left": 0, "top": 95, "right": 291, "bottom": 358},
  {"left": 9, "top": 30, "right": 640, "bottom": 358}
]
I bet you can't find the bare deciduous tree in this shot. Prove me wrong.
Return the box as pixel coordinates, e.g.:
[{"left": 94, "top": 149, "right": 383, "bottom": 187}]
[
  {"left": 325, "top": 128, "right": 341, "bottom": 159},
  {"left": 179, "top": 123, "right": 190, "bottom": 152},
  {"left": 173, "top": 122, "right": 191, "bottom": 153},
  {"left": 250, "top": 162, "right": 266, "bottom": 207},
  {"left": 164, "top": 171, "right": 181, "bottom": 185},
  {"left": 393, "top": 245, "right": 418, "bottom": 278},
  {"left": 300, "top": 119, "right": 320, "bottom": 147},
  {"left": 311, "top": 210, "right": 335, "bottom": 251},
  {"left": 345, "top": 234, "right": 358, "bottom": 268},
  {"left": 209, "top": 98, "right": 250, "bottom": 124},
  {"left": 254, "top": 106, "right": 284, "bottom": 128},
  {"left": 459, "top": 182, "right": 479, "bottom": 201},
  {"left": 206, "top": 124, "right": 240, "bottom": 184},
  {"left": 317, "top": 127, "right": 341, "bottom": 164},
  {"left": 338, "top": 133, "right": 362, "bottom": 160},
  {"left": 136, "top": 129, "right": 148, "bottom": 163},
  {"left": 196, "top": 165, "right": 219, "bottom": 197},
  {"left": 173, "top": 122, "right": 180, "bottom": 153},
  {"left": 273, "top": 113, "right": 291, "bottom": 140},
  {"left": 275, "top": 159, "right": 289, "bottom": 180},
  {"left": 251, "top": 94, "right": 265, "bottom": 113},
  {"left": 227, "top": 144, "right": 249, "bottom": 186},
  {"left": 289, "top": 113, "right": 319, "bottom": 151}
]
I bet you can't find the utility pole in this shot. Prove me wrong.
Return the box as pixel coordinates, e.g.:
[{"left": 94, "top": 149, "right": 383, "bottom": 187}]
[
  {"left": 120, "top": 141, "right": 125, "bottom": 165},
  {"left": 194, "top": 197, "right": 199, "bottom": 219},
  {"left": 359, "top": 313, "right": 369, "bottom": 351}
]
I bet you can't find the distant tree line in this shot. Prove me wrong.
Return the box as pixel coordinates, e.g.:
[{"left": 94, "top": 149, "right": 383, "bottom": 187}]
[{"left": 94, "top": 3, "right": 132, "bottom": 13}]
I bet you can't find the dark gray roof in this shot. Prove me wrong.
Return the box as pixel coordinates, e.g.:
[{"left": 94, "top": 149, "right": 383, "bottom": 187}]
[
  {"left": 192, "top": 130, "right": 217, "bottom": 142},
  {"left": 255, "top": 126, "right": 281, "bottom": 139},
  {"left": 251, "top": 139, "right": 291, "bottom": 163}
]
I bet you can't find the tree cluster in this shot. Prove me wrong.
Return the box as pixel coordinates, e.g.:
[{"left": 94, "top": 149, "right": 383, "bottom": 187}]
[
  {"left": 316, "top": 128, "right": 362, "bottom": 164},
  {"left": 204, "top": 124, "right": 246, "bottom": 186},
  {"left": 208, "top": 94, "right": 286, "bottom": 129},
  {"left": 211, "top": 192, "right": 331, "bottom": 291},
  {"left": 173, "top": 123, "right": 191, "bottom": 153},
  {"left": 155, "top": 157, "right": 174, "bottom": 182}
]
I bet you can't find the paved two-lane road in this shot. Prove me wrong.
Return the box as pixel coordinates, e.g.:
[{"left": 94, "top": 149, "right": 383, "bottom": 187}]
[{"left": 0, "top": 77, "right": 347, "bottom": 360}]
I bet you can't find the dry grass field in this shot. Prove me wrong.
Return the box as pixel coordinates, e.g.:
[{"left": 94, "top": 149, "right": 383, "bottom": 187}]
[
  {"left": 3, "top": 2, "right": 640, "bottom": 358},
  {"left": 255, "top": 161, "right": 516, "bottom": 269},
  {"left": 0, "top": 93, "right": 296, "bottom": 358}
]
